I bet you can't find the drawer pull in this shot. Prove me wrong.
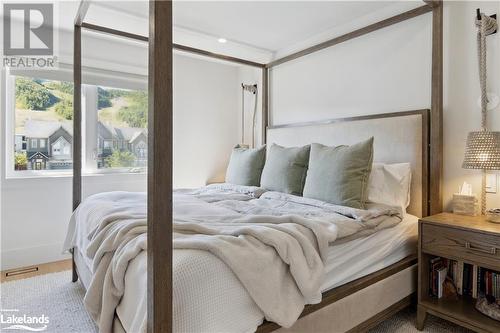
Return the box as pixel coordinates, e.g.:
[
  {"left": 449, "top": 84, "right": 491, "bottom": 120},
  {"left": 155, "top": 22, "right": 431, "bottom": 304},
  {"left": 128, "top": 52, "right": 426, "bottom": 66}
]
[{"left": 465, "top": 241, "right": 497, "bottom": 255}]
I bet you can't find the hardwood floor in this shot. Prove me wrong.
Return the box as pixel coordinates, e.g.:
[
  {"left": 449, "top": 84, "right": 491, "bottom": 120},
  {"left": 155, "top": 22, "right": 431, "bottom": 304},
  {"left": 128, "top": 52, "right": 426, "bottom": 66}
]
[{"left": 1, "top": 259, "right": 72, "bottom": 283}]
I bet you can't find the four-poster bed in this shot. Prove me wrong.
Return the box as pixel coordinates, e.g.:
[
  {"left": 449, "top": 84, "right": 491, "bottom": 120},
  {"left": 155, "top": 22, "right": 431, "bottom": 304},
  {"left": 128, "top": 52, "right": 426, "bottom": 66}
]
[{"left": 71, "top": 1, "right": 443, "bottom": 332}]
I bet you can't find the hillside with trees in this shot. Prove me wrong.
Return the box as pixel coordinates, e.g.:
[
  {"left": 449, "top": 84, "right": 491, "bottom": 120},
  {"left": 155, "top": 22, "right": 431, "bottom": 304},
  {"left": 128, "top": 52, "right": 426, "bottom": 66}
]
[{"left": 15, "top": 78, "right": 148, "bottom": 130}]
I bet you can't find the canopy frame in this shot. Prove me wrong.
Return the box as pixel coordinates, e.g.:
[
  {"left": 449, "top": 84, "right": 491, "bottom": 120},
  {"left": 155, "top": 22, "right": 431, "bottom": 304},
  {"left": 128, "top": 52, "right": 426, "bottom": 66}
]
[{"left": 72, "top": 1, "right": 443, "bottom": 332}]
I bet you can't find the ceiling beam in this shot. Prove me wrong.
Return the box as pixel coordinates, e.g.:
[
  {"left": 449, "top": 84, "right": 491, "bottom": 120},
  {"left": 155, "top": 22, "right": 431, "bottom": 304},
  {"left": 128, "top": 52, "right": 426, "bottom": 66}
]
[
  {"left": 267, "top": 4, "right": 433, "bottom": 68},
  {"left": 81, "top": 22, "right": 149, "bottom": 42},
  {"left": 173, "top": 44, "right": 265, "bottom": 68},
  {"left": 80, "top": 22, "right": 266, "bottom": 68}
]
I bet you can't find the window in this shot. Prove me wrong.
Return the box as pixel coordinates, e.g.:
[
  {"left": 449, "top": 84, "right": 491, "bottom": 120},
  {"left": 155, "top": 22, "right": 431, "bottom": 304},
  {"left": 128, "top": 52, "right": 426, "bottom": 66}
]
[
  {"left": 96, "top": 86, "right": 148, "bottom": 170},
  {"left": 13, "top": 76, "right": 73, "bottom": 171},
  {"left": 8, "top": 75, "right": 147, "bottom": 175}
]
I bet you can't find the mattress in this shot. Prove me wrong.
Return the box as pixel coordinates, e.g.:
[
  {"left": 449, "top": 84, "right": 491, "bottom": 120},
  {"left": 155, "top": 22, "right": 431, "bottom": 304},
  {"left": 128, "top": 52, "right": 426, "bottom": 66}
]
[{"left": 112, "top": 213, "right": 418, "bottom": 333}]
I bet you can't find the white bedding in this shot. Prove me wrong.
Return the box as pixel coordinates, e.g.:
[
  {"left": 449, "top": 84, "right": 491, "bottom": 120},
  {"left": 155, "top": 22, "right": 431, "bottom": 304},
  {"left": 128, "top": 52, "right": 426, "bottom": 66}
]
[
  {"left": 114, "top": 214, "right": 417, "bottom": 333},
  {"left": 64, "top": 185, "right": 406, "bottom": 333}
]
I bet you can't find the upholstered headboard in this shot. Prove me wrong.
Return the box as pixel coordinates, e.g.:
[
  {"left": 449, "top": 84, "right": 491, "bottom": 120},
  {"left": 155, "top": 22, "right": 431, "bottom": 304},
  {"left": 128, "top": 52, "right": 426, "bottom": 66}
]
[{"left": 266, "top": 110, "right": 429, "bottom": 217}]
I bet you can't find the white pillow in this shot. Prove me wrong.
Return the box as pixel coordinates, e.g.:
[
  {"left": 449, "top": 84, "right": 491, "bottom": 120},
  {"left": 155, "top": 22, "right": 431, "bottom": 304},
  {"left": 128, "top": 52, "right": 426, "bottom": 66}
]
[{"left": 367, "top": 162, "right": 412, "bottom": 211}]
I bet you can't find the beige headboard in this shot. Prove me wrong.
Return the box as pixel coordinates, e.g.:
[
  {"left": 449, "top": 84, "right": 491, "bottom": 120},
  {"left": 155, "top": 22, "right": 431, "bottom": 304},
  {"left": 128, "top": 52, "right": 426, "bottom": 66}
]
[{"left": 266, "top": 110, "right": 429, "bottom": 217}]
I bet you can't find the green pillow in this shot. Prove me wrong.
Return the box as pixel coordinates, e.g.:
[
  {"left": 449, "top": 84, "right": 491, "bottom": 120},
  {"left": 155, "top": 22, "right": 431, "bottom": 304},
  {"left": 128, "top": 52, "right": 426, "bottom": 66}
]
[
  {"left": 225, "top": 145, "right": 266, "bottom": 186},
  {"left": 260, "top": 144, "right": 310, "bottom": 195},
  {"left": 303, "top": 138, "right": 374, "bottom": 209}
]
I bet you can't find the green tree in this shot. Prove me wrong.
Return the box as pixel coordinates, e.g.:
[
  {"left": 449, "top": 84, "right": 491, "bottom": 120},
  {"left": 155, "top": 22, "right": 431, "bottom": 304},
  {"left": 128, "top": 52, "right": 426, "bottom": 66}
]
[
  {"left": 98, "top": 87, "right": 113, "bottom": 109},
  {"left": 14, "top": 152, "right": 28, "bottom": 170},
  {"left": 105, "top": 150, "right": 136, "bottom": 168},
  {"left": 15, "top": 77, "right": 57, "bottom": 110},
  {"left": 44, "top": 81, "right": 74, "bottom": 95},
  {"left": 54, "top": 99, "right": 73, "bottom": 120},
  {"left": 117, "top": 91, "right": 148, "bottom": 127}
]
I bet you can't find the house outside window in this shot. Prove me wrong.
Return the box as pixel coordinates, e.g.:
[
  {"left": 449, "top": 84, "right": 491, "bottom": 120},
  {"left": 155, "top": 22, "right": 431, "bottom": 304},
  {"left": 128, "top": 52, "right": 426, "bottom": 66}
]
[
  {"left": 12, "top": 77, "right": 73, "bottom": 171},
  {"left": 96, "top": 86, "right": 148, "bottom": 170}
]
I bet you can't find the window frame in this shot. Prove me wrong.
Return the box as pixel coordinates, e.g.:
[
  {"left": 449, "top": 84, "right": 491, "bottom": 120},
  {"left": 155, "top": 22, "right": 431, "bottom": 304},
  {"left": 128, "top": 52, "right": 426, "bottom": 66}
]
[{"left": 4, "top": 66, "right": 148, "bottom": 179}]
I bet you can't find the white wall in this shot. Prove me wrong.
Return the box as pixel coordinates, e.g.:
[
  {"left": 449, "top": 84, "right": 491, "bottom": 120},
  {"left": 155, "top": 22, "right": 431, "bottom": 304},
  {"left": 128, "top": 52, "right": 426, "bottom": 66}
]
[
  {"left": 237, "top": 66, "right": 264, "bottom": 148},
  {"left": 270, "top": 12, "right": 432, "bottom": 124},
  {"left": 443, "top": 1, "right": 500, "bottom": 210},
  {"left": 1, "top": 51, "right": 241, "bottom": 270},
  {"left": 173, "top": 54, "right": 239, "bottom": 187},
  {"left": 269, "top": 1, "right": 499, "bottom": 211}
]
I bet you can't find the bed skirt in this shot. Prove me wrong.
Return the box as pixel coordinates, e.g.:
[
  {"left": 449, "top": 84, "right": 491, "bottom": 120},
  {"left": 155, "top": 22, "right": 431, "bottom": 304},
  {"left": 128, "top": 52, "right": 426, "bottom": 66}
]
[{"left": 273, "top": 264, "right": 417, "bottom": 333}]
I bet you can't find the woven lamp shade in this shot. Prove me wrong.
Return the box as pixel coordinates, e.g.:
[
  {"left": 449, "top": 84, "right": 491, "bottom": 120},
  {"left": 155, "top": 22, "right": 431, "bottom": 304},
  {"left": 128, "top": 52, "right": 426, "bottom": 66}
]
[{"left": 462, "top": 130, "right": 500, "bottom": 170}]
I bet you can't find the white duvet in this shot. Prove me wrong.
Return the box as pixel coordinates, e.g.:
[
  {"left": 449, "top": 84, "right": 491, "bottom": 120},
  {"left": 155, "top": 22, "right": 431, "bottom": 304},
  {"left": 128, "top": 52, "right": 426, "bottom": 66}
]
[{"left": 64, "top": 184, "right": 402, "bottom": 333}]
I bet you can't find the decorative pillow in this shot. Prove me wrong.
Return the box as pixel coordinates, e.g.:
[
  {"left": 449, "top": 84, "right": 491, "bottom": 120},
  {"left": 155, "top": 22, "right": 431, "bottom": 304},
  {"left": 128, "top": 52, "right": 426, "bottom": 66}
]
[
  {"left": 367, "top": 162, "right": 412, "bottom": 211},
  {"left": 225, "top": 145, "right": 266, "bottom": 186},
  {"left": 260, "top": 144, "right": 310, "bottom": 195},
  {"left": 303, "top": 138, "right": 374, "bottom": 209}
]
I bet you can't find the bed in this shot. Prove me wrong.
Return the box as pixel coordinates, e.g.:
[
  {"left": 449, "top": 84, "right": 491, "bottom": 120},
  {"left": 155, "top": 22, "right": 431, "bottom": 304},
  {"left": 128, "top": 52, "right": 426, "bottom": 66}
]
[
  {"left": 71, "top": 2, "right": 443, "bottom": 331},
  {"left": 70, "top": 210, "right": 418, "bottom": 333},
  {"left": 65, "top": 110, "right": 429, "bottom": 333}
]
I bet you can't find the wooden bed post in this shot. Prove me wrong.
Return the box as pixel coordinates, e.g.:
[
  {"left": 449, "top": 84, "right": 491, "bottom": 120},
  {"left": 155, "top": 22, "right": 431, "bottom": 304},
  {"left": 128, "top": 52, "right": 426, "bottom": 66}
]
[
  {"left": 73, "top": 24, "right": 82, "bottom": 213},
  {"left": 72, "top": 25, "right": 81, "bottom": 283},
  {"left": 147, "top": 1, "right": 173, "bottom": 333},
  {"left": 429, "top": 0, "right": 443, "bottom": 215},
  {"left": 72, "top": 0, "right": 89, "bottom": 283}
]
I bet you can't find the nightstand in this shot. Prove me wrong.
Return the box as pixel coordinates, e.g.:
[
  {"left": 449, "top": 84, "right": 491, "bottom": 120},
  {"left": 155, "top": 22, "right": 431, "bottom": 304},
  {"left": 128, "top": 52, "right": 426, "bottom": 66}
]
[{"left": 417, "top": 213, "right": 500, "bottom": 332}]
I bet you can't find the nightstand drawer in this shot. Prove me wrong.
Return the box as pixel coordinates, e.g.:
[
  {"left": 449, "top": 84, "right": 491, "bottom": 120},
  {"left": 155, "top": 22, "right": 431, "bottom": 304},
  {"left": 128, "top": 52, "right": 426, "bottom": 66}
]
[{"left": 421, "top": 223, "right": 500, "bottom": 270}]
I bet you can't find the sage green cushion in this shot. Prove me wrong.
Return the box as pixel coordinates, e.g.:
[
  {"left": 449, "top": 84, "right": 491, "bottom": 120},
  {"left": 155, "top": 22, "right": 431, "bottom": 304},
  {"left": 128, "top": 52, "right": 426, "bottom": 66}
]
[
  {"left": 303, "top": 138, "right": 374, "bottom": 209},
  {"left": 260, "top": 144, "right": 310, "bottom": 195},
  {"left": 225, "top": 145, "right": 266, "bottom": 186}
]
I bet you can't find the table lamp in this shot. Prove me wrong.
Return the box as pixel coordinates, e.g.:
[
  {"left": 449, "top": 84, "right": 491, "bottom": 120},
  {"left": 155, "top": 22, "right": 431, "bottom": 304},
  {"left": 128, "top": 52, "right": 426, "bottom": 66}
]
[{"left": 462, "top": 130, "right": 500, "bottom": 218}]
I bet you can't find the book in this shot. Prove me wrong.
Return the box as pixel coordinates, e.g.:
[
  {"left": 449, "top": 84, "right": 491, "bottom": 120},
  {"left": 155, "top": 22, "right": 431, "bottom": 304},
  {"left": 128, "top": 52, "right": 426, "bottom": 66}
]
[
  {"left": 457, "top": 261, "right": 464, "bottom": 295},
  {"left": 472, "top": 265, "right": 478, "bottom": 298},
  {"left": 430, "top": 257, "right": 443, "bottom": 297},
  {"left": 429, "top": 258, "right": 500, "bottom": 301},
  {"left": 437, "top": 267, "right": 448, "bottom": 298}
]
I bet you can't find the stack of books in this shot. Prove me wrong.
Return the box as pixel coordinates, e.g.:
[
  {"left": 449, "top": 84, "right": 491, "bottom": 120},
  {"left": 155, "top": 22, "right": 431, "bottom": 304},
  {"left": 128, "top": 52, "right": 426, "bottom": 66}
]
[
  {"left": 429, "top": 257, "right": 449, "bottom": 298},
  {"left": 429, "top": 257, "right": 500, "bottom": 300},
  {"left": 479, "top": 268, "right": 500, "bottom": 299}
]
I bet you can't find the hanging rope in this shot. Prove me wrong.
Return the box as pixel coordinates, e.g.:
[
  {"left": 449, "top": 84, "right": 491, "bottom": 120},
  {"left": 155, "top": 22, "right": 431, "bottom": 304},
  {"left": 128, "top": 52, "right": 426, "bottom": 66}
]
[
  {"left": 241, "top": 84, "right": 258, "bottom": 147},
  {"left": 251, "top": 89, "right": 258, "bottom": 148},
  {"left": 475, "top": 12, "right": 497, "bottom": 215},
  {"left": 475, "top": 13, "right": 497, "bottom": 130}
]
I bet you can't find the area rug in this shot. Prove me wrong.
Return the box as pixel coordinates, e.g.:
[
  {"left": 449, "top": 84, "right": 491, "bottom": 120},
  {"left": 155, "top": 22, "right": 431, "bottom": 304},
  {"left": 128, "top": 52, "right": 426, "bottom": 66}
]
[
  {"left": 1, "top": 270, "right": 473, "bottom": 333},
  {"left": 369, "top": 306, "right": 472, "bottom": 333},
  {"left": 0, "top": 270, "right": 97, "bottom": 333}
]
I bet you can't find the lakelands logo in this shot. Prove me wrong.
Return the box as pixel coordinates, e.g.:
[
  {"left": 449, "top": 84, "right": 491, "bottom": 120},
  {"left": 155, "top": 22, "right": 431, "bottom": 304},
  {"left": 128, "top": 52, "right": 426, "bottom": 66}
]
[
  {"left": 3, "top": 3, "right": 58, "bottom": 69},
  {"left": 1, "top": 309, "right": 49, "bottom": 331}
]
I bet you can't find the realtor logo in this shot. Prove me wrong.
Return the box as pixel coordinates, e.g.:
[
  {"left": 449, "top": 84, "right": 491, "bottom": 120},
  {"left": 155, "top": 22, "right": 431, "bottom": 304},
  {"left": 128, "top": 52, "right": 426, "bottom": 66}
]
[
  {"left": 0, "top": 309, "right": 49, "bottom": 331},
  {"left": 3, "top": 3, "right": 57, "bottom": 68},
  {"left": 3, "top": 3, "right": 53, "bottom": 56}
]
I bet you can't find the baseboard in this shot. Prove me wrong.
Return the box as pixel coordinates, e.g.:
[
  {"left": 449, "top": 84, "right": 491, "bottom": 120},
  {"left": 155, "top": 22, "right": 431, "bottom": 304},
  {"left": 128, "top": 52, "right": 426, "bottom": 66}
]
[{"left": 0, "top": 242, "right": 70, "bottom": 271}]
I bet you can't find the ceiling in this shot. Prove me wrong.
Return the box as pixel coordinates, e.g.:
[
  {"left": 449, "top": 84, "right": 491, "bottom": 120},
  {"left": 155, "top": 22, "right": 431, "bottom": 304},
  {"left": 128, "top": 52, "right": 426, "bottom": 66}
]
[
  {"left": 58, "top": 1, "right": 425, "bottom": 63},
  {"left": 173, "top": 1, "right": 397, "bottom": 52}
]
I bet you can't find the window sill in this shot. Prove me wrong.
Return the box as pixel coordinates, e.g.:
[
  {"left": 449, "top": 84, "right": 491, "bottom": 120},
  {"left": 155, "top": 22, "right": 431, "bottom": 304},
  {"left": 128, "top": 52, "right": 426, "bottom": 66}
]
[{"left": 4, "top": 169, "right": 147, "bottom": 182}]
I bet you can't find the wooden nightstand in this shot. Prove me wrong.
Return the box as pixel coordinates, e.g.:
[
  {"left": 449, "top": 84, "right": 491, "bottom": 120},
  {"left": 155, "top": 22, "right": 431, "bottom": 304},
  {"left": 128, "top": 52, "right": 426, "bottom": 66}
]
[{"left": 417, "top": 213, "right": 500, "bottom": 332}]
